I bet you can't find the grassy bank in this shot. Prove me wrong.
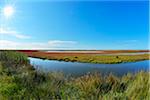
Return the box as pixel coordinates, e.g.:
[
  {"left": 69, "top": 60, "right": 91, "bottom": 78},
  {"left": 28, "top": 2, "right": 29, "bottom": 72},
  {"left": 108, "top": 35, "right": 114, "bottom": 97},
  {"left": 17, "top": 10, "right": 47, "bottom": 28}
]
[
  {"left": 20, "top": 51, "right": 150, "bottom": 64},
  {"left": 0, "top": 51, "right": 149, "bottom": 99}
]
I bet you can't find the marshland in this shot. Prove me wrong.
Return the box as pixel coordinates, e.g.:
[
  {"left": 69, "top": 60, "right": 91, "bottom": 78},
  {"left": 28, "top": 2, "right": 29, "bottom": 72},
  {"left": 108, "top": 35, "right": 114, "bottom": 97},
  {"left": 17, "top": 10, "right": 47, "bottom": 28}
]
[
  {"left": 0, "top": 0, "right": 149, "bottom": 99},
  {"left": 19, "top": 50, "right": 150, "bottom": 64},
  {"left": 0, "top": 51, "right": 149, "bottom": 99}
]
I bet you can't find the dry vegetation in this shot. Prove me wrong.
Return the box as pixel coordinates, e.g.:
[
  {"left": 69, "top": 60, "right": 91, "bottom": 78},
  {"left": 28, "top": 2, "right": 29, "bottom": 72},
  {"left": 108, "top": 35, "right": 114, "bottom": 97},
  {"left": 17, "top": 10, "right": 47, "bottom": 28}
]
[{"left": 19, "top": 50, "right": 150, "bottom": 64}]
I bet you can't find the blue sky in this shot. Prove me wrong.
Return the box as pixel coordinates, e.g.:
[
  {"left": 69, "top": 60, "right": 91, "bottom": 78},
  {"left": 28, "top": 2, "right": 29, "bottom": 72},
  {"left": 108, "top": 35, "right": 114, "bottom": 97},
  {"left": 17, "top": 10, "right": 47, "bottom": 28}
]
[{"left": 0, "top": 0, "right": 149, "bottom": 50}]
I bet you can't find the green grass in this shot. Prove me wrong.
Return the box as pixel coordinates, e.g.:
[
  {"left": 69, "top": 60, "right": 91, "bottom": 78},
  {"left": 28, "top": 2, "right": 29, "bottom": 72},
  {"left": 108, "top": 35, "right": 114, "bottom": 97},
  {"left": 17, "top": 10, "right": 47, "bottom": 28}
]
[
  {"left": 0, "top": 51, "right": 29, "bottom": 68},
  {"left": 0, "top": 51, "right": 149, "bottom": 99},
  {"left": 48, "top": 54, "right": 149, "bottom": 64}
]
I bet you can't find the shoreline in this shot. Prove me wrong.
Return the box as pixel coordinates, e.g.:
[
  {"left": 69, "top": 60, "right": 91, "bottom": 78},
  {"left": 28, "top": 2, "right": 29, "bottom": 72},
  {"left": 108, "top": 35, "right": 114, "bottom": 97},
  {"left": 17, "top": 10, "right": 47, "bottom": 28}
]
[
  {"left": 28, "top": 56, "right": 150, "bottom": 65},
  {"left": 21, "top": 51, "right": 150, "bottom": 64}
]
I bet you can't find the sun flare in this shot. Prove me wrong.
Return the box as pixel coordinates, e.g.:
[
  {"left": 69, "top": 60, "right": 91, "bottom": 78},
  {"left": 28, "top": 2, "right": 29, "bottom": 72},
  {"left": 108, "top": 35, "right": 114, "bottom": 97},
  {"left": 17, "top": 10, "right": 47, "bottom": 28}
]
[{"left": 3, "top": 6, "right": 14, "bottom": 17}]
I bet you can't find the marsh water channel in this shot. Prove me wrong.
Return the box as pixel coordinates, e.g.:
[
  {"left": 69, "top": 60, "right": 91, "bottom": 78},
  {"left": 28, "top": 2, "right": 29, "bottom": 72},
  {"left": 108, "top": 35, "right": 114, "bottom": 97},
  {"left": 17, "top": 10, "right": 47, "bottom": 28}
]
[{"left": 29, "top": 57, "right": 149, "bottom": 77}]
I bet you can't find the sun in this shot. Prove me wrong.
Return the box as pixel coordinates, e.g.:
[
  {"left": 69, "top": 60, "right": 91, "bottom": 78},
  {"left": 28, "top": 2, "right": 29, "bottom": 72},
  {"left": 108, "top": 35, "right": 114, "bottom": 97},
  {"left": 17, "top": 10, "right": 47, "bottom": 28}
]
[{"left": 3, "top": 6, "right": 15, "bottom": 18}]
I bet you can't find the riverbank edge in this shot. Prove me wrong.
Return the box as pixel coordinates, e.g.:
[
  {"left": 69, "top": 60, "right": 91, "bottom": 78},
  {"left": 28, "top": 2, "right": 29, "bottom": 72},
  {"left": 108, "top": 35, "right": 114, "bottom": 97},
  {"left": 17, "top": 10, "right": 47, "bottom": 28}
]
[{"left": 27, "top": 55, "right": 150, "bottom": 64}]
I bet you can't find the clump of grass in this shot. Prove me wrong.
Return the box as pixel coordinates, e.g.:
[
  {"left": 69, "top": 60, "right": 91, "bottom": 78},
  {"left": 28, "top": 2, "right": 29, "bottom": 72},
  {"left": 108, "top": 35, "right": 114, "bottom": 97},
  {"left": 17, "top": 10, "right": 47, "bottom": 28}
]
[
  {"left": 125, "top": 71, "right": 150, "bottom": 99},
  {"left": 0, "top": 51, "right": 29, "bottom": 67},
  {"left": 64, "top": 57, "right": 70, "bottom": 62}
]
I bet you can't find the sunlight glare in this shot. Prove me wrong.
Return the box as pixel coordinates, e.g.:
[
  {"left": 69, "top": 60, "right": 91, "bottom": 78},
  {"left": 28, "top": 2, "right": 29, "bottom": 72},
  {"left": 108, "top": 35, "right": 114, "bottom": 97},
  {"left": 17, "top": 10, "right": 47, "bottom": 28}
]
[{"left": 3, "top": 6, "right": 14, "bottom": 18}]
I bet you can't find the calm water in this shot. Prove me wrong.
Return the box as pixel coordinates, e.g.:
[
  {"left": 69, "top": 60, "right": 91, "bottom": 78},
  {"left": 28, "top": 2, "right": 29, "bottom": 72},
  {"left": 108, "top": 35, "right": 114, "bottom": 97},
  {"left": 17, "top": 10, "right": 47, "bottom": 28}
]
[{"left": 29, "top": 57, "right": 150, "bottom": 77}]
